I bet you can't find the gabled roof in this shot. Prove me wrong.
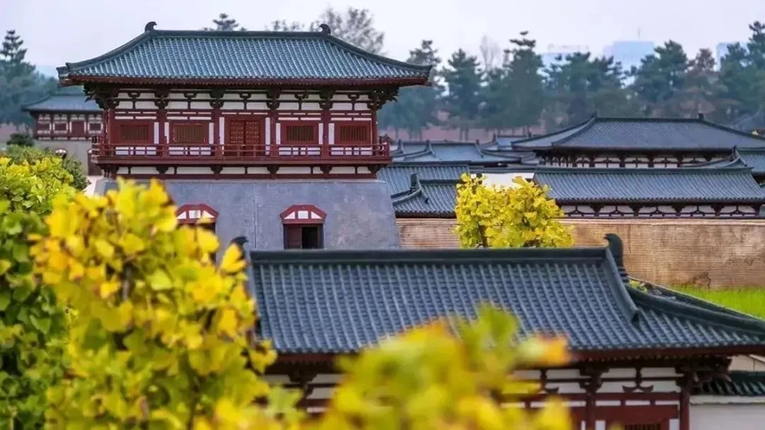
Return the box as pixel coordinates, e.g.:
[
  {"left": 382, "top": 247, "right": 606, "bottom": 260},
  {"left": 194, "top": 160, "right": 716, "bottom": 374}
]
[
  {"left": 695, "top": 371, "right": 765, "bottom": 397},
  {"left": 249, "top": 239, "right": 765, "bottom": 355},
  {"left": 58, "top": 22, "right": 431, "bottom": 87},
  {"left": 513, "top": 116, "right": 765, "bottom": 151},
  {"left": 378, "top": 164, "right": 467, "bottom": 195},
  {"left": 390, "top": 140, "right": 535, "bottom": 165},
  {"left": 391, "top": 176, "right": 459, "bottom": 218},
  {"left": 534, "top": 167, "right": 765, "bottom": 203},
  {"left": 22, "top": 86, "right": 100, "bottom": 113},
  {"left": 737, "top": 148, "right": 765, "bottom": 175}
]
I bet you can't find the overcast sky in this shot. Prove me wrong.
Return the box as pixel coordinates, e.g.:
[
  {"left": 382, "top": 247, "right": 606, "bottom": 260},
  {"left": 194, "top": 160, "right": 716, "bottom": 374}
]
[{"left": 3, "top": 0, "right": 764, "bottom": 69}]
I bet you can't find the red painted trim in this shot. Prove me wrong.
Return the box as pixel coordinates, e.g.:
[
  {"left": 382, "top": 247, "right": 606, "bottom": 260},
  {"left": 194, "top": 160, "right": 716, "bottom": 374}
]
[
  {"left": 176, "top": 203, "right": 219, "bottom": 225},
  {"left": 122, "top": 172, "right": 377, "bottom": 180},
  {"left": 53, "top": 122, "right": 68, "bottom": 131},
  {"left": 280, "top": 122, "right": 319, "bottom": 146},
  {"left": 372, "top": 110, "right": 379, "bottom": 145},
  {"left": 280, "top": 204, "right": 327, "bottom": 225},
  {"left": 169, "top": 121, "right": 209, "bottom": 145},
  {"left": 212, "top": 108, "right": 220, "bottom": 147},
  {"left": 63, "top": 76, "right": 428, "bottom": 87},
  {"left": 88, "top": 122, "right": 103, "bottom": 132},
  {"left": 334, "top": 123, "right": 372, "bottom": 146}
]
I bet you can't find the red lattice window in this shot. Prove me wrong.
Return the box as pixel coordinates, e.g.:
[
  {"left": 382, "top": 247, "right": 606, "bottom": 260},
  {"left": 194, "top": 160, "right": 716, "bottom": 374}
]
[
  {"left": 171, "top": 123, "right": 208, "bottom": 144},
  {"left": 53, "top": 123, "right": 67, "bottom": 131},
  {"left": 282, "top": 123, "right": 318, "bottom": 145},
  {"left": 35, "top": 121, "right": 50, "bottom": 132},
  {"left": 71, "top": 121, "right": 85, "bottom": 135},
  {"left": 176, "top": 203, "right": 218, "bottom": 225},
  {"left": 88, "top": 122, "right": 102, "bottom": 132},
  {"left": 117, "top": 122, "right": 152, "bottom": 143},
  {"left": 624, "top": 425, "right": 661, "bottom": 430},
  {"left": 336, "top": 123, "right": 370, "bottom": 145},
  {"left": 280, "top": 204, "right": 326, "bottom": 249}
]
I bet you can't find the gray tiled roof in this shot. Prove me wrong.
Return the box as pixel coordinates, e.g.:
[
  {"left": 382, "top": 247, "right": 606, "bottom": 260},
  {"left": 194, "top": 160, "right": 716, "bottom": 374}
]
[
  {"left": 392, "top": 178, "right": 459, "bottom": 218},
  {"left": 534, "top": 167, "right": 765, "bottom": 203},
  {"left": 695, "top": 371, "right": 765, "bottom": 397},
  {"left": 250, "top": 245, "right": 765, "bottom": 354},
  {"left": 378, "top": 165, "right": 466, "bottom": 194},
  {"left": 391, "top": 140, "right": 534, "bottom": 164},
  {"left": 513, "top": 117, "right": 765, "bottom": 151},
  {"left": 58, "top": 25, "right": 430, "bottom": 86},
  {"left": 22, "top": 87, "right": 100, "bottom": 113},
  {"left": 738, "top": 148, "right": 765, "bottom": 175}
]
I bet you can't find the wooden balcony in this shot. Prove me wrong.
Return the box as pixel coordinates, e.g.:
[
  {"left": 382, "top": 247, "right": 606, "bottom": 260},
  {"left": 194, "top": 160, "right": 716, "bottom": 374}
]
[{"left": 89, "top": 136, "right": 391, "bottom": 167}]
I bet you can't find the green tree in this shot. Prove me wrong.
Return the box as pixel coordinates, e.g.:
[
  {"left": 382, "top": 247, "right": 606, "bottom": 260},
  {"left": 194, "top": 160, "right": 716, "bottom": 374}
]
[
  {"left": 442, "top": 49, "right": 482, "bottom": 140},
  {"left": 544, "top": 52, "right": 634, "bottom": 128},
  {"left": 0, "top": 155, "right": 75, "bottom": 428},
  {"left": 682, "top": 49, "right": 725, "bottom": 116},
  {"left": 378, "top": 40, "right": 442, "bottom": 139},
  {"left": 203, "top": 13, "right": 246, "bottom": 31},
  {"left": 6, "top": 131, "right": 34, "bottom": 147},
  {"left": 503, "top": 32, "right": 545, "bottom": 132},
  {"left": 454, "top": 174, "right": 573, "bottom": 249},
  {"left": 0, "top": 30, "right": 57, "bottom": 128},
  {"left": 5, "top": 145, "right": 88, "bottom": 191},
  {"left": 631, "top": 41, "right": 689, "bottom": 116},
  {"left": 318, "top": 7, "right": 385, "bottom": 54}
]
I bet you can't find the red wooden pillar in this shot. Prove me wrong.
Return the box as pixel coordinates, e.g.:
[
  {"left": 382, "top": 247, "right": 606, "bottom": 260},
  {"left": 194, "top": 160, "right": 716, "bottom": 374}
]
[
  {"left": 679, "top": 389, "right": 690, "bottom": 430},
  {"left": 269, "top": 110, "right": 277, "bottom": 158},
  {"left": 212, "top": 106, "right": 220, "bottom": 157},
  {"left": 321, "top": 108, "right": 330, "bottom": 157}
]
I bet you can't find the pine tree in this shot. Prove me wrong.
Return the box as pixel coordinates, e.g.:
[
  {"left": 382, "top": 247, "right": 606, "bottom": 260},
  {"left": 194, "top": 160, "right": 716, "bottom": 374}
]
[
  {"left": 203, "top": 13, "right": 246, "bottom": 31},
  {"left": 631, "top": 41, "right": 689, "bottom": 116},
  {"left": 503, "top": 32, "right": 545, "bottom": 132},
  {"left": 442, "top": 49, "right": 482, "bottom": 140}
]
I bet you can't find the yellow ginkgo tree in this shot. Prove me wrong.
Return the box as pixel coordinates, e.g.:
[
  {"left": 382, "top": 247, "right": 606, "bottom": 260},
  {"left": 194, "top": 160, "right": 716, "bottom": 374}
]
[
  {"left": 454, "top": 174, "right": 573, "bottom": 249},
  {"left": 31, "top": 179, "right": 302, "bottom": 429}
]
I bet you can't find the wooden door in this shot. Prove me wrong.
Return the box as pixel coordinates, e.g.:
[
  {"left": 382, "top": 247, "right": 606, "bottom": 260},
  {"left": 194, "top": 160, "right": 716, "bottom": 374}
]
[
  {"left": 225, "top": 118, "right": 262, "bottom": 157},
  {"left": 71, "top": 121, "right": 85, "bottom": 136}
]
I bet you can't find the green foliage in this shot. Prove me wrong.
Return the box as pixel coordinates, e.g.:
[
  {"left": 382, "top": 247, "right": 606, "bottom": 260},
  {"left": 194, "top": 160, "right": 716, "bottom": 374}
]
[
  {"left": 0, "top": 30, "right": 57, "bottom": 128},
  {"left": 378, "top": 40, "right": 442, "bottom": 138},
  {"left": 4, "top": 145, "right": 88, "bottom": 191},
  {"left": 0, "top": 156, "right": 74, "bottom": 428},
  {"left": 455, "top": 174, "right": 573, "bottom": 249},
  {"left": 6, "top": 132, "right": 34, "bottom": 147},
  {"left": 203, "top": 13, "right": 247, "bottom": 31},
  {"left": 31, "top": 179, "right": 300, "bottom": 428},
  {"left": 442, "top": 49, "right": 483, "bottom": 139}
]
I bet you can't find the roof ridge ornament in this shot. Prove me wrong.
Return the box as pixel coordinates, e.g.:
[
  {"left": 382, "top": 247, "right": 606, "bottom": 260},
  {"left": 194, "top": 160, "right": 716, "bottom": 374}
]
[
  {"left": 319, "top": 23, "right": 331, "bottom": 35},
  {"left": 144, "top": 21, "right": 157, "bottom": 32}
]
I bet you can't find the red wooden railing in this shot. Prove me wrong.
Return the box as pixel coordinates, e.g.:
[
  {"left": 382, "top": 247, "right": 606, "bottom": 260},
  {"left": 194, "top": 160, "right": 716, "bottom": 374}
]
[{"left": 89, "top": 138, "right": 390, "bottom": 162}]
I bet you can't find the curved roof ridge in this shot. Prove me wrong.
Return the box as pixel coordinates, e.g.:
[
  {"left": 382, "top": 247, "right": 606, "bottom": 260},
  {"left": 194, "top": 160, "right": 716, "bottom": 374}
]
[
  {"left": 391, "top": 173, "right": 424, "bottom": 205},
  {"left": 59, "top": 23, "right": 430, "bottom": 79},
  {"left": 534, "top": 166, "right": 756, "bottom": 174},
  {"left": 512, "top": 116, "right": 596, "bottom": 147},
  {"left": 629, "top": 287, "right": 765, "bottom": 335}
]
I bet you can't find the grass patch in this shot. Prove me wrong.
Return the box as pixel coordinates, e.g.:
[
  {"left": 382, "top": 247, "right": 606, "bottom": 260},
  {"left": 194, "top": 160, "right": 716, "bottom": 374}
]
[{"left": 672, "top": 286, "right": 765, "bottom": 320}]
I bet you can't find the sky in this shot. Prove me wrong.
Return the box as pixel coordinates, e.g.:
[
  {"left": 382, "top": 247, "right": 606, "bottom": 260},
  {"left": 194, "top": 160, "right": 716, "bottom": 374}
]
[{"left": 2, "top": 0, "right": 765, "bottom": 71}]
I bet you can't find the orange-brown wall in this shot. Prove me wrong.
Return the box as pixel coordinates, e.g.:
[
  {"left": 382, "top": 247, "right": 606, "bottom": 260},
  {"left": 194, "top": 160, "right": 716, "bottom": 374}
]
[{"left": 396, "top": 218, "right": 765, "bottom": 288}]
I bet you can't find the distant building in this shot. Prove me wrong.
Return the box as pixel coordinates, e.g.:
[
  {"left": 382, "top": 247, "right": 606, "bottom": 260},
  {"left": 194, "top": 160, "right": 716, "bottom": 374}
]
[
  {"left": 716, "top": 42, "right": 745, "bottom": 68},
  {"left": 540, "top": 44, "right": 590, "bottom": 69},
  {"left": 602, "top": 40, "right": 655, "bottom": 73}
]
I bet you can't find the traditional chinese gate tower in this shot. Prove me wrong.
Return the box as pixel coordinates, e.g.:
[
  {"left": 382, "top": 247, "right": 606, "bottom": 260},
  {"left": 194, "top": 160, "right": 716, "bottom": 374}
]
[{"left": 58, "top": 22, "right": 430, "bottom": 250}]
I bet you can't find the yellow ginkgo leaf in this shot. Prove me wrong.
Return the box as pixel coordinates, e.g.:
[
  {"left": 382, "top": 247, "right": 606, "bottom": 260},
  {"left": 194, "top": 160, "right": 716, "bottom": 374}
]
[{"left": 219, "top": 245, "right": 246, "bottom": 274}]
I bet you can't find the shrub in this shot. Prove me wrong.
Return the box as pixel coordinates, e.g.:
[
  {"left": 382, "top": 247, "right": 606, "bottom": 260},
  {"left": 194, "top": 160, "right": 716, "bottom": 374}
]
[
  {"left": 0, "top": 156, "right": 74, "bottom": 428},
  {"left": 6, "top": 132, "right": 34, "bottom": 147},
  {"left": 4, "top": 145, "right": 88, "bottom": 191}
]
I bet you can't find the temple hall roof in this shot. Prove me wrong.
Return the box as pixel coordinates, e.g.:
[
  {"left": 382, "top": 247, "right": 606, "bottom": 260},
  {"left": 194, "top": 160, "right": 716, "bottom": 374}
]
[
  {"left": 534, "top": 167, "right": 765, "bottom": 203},
  {"left": 738, "top": 148, "right": 765, "bottom": 175},
  {"left": 512, "top": 116, "right": 765, "bottom": 151},
  {"left": 57, "top": 23, "right": 431, "bottom": 87},
  {"left": 695, "top": 371, "right": 765, "bottom": 397},
  {"left": 22, "top": 86, "right": 100, "bottom": 113},
  {"left": 249, "top": 238, "right": 765, "bottom": 355}
]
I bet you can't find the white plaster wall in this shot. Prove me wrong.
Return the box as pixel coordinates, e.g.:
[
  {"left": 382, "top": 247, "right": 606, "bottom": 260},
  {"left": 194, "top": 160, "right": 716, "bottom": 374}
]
[
  {"left": 690, "top": 404, "right": 765, "bottom": 430},
  {"left": 475, "top": 172, "right": 535, "bottom": 188}
]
